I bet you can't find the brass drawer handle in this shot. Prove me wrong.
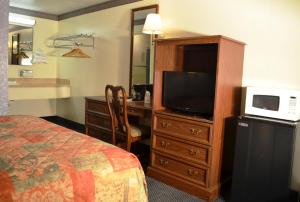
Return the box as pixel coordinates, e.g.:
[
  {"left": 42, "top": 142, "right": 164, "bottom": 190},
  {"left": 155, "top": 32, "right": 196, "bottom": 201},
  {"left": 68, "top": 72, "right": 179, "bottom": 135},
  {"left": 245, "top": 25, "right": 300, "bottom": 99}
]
[
  {"left": 190, "top": 128, "right": 202, "bottom": 135},
  {"left": 161, "top": 121, "right": 172, "bottom": 128},
  {"left": 159, "top": 159, "right": 169, "bottom": 166},
  {"left": 160, "top": 140, "right": 170, "bottom": 148},
  {"left": 188, "top": 148, "right": 199, "bottom": 156},
  {"left": 187, "top": 168, "right": 199, "bottom": 176}
]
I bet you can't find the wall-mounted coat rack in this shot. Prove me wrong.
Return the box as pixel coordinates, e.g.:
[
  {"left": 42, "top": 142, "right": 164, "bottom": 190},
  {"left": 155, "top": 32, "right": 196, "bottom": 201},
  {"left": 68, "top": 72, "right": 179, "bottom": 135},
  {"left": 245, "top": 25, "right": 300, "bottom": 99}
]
[{"left": 51, "top": 34, "right": 95, "bottom": 49}]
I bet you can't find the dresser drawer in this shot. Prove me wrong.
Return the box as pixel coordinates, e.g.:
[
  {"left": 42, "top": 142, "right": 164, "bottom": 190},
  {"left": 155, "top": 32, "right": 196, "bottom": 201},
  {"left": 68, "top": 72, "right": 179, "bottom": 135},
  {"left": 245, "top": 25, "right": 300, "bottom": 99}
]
[
  {"left": 86, "top": 99, "right": 108, "bottom": 114},
  {"left": 154, "top": 114, "right": 212, "bottom": 145},
  {"left": 152, "top": 152, "right": 208, "bottom": 187},
  {"left": 86, "top": 112, "right": 111, "bottom": 129},
  {"left": 153, "top": 133, "right": 211, "bottom": 166}
]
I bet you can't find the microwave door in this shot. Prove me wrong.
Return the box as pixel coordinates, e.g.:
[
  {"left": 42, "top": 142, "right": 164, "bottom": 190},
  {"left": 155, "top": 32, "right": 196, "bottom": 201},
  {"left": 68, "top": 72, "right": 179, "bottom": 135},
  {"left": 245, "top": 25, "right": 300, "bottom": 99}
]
[
  {"left": 246, "top": 94, "right": 282, "bottom": 118},
  {"left": 252, "top": 95, "right": 280, "bottom": 111}
]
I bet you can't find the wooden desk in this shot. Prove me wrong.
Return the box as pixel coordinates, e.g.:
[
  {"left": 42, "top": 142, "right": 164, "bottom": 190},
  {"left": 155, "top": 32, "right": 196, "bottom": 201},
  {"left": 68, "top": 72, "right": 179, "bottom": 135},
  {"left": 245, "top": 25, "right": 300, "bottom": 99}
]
[{"left": 85, "top": 96, "right": 152, "bottom": 142}]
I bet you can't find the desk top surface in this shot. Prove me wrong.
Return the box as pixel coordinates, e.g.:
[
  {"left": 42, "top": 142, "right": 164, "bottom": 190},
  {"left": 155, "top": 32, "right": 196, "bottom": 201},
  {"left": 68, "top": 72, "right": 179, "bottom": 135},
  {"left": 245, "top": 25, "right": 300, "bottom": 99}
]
[{"left": 86, "top": 96, "right": 152, "bottom": 111}]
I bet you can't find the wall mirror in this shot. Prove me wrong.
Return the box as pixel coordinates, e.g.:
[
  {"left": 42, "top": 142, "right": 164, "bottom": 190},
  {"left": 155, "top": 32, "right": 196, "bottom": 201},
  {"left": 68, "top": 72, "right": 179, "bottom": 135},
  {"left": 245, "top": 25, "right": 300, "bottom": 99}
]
[
  {"left": 129, "top": 5, "right": 158, "bottom": 95},
  {"left": 8, "top": 24, "right": 33, "bottom": 66}
]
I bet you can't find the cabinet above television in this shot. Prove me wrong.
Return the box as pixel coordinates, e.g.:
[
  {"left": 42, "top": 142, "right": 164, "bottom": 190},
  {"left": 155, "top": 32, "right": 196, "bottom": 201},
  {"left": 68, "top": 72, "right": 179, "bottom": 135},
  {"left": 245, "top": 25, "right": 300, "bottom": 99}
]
[
  {"left": 152, "top": 35, "right": 245, "bottom": 115},
  {"left": 180, "top": 43, "right": 218, "bottom": 73}
]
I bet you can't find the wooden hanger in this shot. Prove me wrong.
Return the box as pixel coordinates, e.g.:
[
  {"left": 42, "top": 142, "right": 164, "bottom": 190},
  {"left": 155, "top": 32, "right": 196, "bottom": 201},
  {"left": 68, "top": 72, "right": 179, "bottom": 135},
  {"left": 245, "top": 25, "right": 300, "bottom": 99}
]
[{"left": 62, "top": 48, "right": 90, "bottom": 58}]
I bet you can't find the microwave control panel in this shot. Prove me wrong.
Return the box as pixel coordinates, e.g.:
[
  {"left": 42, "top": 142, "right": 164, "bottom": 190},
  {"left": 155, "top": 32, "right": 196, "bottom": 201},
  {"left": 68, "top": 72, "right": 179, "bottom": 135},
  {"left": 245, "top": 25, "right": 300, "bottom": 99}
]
[{"left": 288, "top": 96, "right": 297, "bottom": 114}]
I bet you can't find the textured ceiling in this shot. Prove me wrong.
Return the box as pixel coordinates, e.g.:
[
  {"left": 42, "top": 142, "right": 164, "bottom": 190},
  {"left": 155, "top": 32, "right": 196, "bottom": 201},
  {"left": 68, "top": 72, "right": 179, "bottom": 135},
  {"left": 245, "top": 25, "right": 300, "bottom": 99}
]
[{"left": 9, "top": 0, "right": 113, "bottom": 15}]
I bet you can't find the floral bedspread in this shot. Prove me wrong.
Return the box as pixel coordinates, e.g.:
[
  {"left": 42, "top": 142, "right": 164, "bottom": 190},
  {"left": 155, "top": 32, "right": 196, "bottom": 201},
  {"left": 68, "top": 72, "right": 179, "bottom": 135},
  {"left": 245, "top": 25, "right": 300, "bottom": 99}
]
[{"left": 0, "top": 116, "right": 147, "bottom": 202}]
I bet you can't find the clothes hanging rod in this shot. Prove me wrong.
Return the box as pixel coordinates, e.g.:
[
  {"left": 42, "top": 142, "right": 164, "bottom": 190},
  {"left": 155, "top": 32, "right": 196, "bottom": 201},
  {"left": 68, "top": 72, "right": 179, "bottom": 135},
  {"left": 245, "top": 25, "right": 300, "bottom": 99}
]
[
  {"left": 54, "top": 33, "right": 94, "bottom": 41},
  {"left": 52, "top": 44, "right": 94, "bottom": 48},
  {"left": 51, "top": 33, "right": 95, "bottom": 49}
]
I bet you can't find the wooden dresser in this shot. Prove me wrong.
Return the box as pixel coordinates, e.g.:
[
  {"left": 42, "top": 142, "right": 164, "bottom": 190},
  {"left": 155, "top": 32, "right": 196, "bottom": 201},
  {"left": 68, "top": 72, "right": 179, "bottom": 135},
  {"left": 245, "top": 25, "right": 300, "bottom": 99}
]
[
  {"left": 147, "top": 36, "right": 245, "bottom": 201},
  {"left": 151, "top": 111, "right": 213, "bottom": 187}
]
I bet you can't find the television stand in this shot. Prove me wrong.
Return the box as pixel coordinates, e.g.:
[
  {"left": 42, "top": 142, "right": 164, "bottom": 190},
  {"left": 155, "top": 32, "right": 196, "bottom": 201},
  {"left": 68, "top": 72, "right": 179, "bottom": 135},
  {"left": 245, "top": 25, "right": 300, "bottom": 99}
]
[{"left": 147, "top": 35, "right": 245, "bottom": 201}]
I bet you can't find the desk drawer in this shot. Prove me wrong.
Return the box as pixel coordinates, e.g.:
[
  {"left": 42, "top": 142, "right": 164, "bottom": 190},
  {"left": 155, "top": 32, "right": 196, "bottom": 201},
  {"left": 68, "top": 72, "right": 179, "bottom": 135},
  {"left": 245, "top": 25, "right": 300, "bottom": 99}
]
[
  {"left": 153, "top": 152, "right": 208, "bottom": 187},
  {"left": 86, "top": 112, "right": 111, "bottom": 129},
  {"left": 153, "top": 133, "right": 211, "bottom": 166},
  {"left": 127, "top": 106, "right": 144, "bottom": 117},
  {"left": 86, "top": 126, "right": 112, "bottom": 143},
  {"left": 86, "top": 99, "right": 108, "bottom": 114},
  {"left": 154, "top": 114, "right": 212, "bottom": 145}
]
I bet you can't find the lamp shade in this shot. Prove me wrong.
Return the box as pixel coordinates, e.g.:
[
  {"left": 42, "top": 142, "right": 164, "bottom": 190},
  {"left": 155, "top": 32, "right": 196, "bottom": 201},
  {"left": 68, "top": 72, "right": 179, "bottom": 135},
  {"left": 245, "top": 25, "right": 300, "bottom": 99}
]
[{"left": 142, "top": 13, "right": 162, "bottom": 35}]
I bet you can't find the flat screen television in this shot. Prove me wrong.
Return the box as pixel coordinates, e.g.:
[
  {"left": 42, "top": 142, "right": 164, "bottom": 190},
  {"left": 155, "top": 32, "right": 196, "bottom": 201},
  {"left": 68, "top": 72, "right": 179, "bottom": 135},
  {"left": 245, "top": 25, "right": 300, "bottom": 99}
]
[{"left": 162, "top": 71, "right": 216, "bottom": 117}]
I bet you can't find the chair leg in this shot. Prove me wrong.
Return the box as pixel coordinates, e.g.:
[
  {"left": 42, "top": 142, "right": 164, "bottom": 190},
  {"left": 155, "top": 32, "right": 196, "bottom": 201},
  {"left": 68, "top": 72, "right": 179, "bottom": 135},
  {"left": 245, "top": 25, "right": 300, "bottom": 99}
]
[{"left": 127, "top": 139, "right": 132, "bottom": 152}]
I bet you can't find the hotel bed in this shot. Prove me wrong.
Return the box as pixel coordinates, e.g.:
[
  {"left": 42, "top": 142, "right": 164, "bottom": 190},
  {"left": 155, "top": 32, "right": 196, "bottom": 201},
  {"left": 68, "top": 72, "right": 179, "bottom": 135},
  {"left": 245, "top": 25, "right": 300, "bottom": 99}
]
[{"left": 0, "top": 115, "right": 147, "bottom": 201}]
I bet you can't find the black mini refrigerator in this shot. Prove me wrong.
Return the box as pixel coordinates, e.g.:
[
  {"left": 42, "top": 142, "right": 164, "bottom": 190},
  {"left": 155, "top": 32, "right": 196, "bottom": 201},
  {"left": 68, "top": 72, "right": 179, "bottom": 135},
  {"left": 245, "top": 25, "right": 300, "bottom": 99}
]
[{"left": 230, "top": 116, "right": 299, "bottom": 202}]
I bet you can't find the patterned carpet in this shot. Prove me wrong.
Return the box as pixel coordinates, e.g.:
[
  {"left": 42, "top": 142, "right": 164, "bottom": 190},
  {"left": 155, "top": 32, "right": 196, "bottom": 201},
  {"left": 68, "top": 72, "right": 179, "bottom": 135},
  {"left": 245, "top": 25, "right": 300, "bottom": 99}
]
[{"left": 146, "top": 176, "right": 225, "bottom": 202}]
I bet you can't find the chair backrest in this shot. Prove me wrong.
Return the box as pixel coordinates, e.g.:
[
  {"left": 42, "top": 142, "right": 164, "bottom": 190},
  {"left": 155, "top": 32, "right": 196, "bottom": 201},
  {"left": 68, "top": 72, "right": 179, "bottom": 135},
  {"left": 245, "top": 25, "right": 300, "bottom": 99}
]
[{"left": 105, "top": 85, "right": 131, "bottom": 149}]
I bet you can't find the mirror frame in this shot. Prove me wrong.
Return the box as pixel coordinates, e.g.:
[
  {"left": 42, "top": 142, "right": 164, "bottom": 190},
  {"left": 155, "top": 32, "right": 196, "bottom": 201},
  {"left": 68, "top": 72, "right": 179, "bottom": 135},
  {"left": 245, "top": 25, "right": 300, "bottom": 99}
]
[{"left": 129, "top": 4, "right": 159, "bottom": 95}]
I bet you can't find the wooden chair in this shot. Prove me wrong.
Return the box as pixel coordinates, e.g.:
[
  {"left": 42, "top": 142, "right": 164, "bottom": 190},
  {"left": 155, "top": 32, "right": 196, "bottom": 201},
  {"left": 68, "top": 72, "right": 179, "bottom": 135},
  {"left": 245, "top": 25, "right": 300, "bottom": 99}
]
[{"left": 105, "top": 85, "right": 142, "bottom": 152}]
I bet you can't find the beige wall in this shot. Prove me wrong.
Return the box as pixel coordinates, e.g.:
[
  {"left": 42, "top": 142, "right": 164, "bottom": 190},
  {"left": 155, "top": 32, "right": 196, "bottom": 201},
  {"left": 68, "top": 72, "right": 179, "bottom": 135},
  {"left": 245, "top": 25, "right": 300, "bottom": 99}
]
[
  {"left": 8, "top": 99, "right": 56, "bottom": 116},
  {"left": 56, "top": 0, "right": 158, "bottom": 123},
  {"left": 159, "top": 0, "right": 300, "bottom": 89},
  {"left": 8, "top": 17, "right": 58, "bottom": 116}
]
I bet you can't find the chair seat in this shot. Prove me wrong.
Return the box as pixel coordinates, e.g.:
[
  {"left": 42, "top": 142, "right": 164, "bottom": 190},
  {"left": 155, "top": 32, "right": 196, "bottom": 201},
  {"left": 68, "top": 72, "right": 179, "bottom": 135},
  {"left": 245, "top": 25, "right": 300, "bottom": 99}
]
[{"left": 130, "top": 125, "right": 142, "bottom": 138}]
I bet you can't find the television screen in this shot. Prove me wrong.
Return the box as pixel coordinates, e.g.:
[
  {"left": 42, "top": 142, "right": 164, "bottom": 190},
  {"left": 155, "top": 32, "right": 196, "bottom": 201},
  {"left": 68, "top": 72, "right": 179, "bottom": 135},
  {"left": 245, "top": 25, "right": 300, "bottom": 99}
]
[{"left": 162, "top": 71, "right": 216, "bottom": 117}]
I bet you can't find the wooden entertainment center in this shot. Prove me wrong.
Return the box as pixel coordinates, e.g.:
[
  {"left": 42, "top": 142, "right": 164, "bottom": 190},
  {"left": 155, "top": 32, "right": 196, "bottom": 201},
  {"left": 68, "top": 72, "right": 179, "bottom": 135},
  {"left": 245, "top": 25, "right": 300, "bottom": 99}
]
[{"left": 147, "top": 35, "right": 245, "bottom": 201}]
